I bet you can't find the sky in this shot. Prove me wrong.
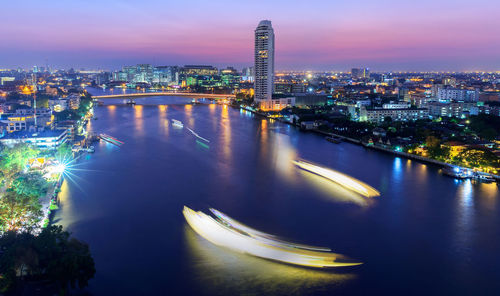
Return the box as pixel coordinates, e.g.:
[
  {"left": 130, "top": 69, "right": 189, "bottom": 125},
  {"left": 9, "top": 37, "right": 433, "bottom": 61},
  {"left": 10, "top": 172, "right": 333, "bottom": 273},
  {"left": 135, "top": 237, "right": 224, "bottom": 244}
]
[{"left": 1, "top": 0, "right": 499, "bottom": 71}]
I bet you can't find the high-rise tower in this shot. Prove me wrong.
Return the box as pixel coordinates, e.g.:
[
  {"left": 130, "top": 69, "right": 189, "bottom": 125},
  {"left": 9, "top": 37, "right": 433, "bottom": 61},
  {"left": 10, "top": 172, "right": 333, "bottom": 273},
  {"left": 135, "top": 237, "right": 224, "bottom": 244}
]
[{"left": 254, "top": 20, "right": 274, "bottom": 110}]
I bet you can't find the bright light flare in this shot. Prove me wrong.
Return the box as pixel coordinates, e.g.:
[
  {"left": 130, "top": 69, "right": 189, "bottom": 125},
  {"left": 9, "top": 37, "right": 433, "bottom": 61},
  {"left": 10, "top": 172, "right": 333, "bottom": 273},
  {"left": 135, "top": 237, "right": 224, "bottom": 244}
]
[
  {"left": 183, "top": 206, "right": 362, "bottom": 268},
  {"left": 53, "top": 164, "right": 66, "bottom": 174},
  {"left": 293, "top": 160, "right": 380, "bottom": 198}
]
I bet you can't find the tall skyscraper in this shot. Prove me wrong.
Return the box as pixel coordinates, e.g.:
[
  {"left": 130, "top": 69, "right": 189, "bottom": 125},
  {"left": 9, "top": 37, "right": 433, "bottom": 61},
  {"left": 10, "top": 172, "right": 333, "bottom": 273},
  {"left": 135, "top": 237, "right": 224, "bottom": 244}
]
[
  {"left": 351, "top": 68, "right": 370, "bottom": 80},
  {"left": 254, "top": 20, "right": 275, "bottom": 110}
]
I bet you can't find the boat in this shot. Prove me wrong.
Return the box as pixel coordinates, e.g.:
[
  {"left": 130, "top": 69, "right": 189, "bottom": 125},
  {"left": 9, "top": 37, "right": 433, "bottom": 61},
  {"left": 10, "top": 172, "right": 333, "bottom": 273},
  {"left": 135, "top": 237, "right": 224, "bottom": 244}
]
[
  {"left": 183, "top": 206, "right": 362, "bottom": 268},
  {"left": 171, "top": 119, "right": 184, "bottom": 128},
  {"left": 97, "top": 101, "right": 104, "bottom": 106},
  {"left": 99, "top": 134, "right": 124, "bottom": 146},
  {"left": 325, "top": 136, "right": 341, "bottom": 144},
  {"left": 442, "top": 166, "right": 471, "bottom": 179},
  {"left": 86, "top": 146, "right": 95, "bottom": 153},
  {"left": 473, "top": 173, "right": 495, "bottom": 183},
  {"left": 126, "top": 99, "right": 136, "bottom": 105}
]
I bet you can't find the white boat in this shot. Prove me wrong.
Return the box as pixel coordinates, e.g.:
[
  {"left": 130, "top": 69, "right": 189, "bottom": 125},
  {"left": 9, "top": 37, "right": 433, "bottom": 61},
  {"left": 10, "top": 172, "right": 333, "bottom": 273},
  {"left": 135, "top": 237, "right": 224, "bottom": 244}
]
[{"left": 171, "top": 119, "right": 184, "bottom": 128}]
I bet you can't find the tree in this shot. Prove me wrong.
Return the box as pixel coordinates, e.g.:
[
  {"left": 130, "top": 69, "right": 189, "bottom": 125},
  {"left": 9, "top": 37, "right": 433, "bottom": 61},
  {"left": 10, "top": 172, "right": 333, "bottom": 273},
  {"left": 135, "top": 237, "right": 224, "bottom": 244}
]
[
  {"left": 425, "top": 136, "right": 440, "bottom": 149},
  {"left": 55, "top": 143, "right": 73, "bottom": 163},
  {"left": 455, "top": 148, "right": 500, "bottom": 172},
  {"left": 468, "top": 114, "right": 500, "bottom": 140},
  {"left": 0, "top": 144, "right": 39, "bottom": 187},
  {"left": 425, "top": 136, "right": 450, "bottom": 161},
  {"left": 0, "top": 226, "right": 96, "bottom": 294},
  {"left": 0, "top": 191, "right": 42, "bottom": 232},
  {"left": 11, "top": 172, "right": 49, "bottom": 198}
]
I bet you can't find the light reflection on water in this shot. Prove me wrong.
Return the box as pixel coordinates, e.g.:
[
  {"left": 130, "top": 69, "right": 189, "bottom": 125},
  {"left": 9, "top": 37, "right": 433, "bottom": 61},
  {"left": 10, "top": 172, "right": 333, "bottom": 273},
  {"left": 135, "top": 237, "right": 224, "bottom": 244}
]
[
  {"left": 272, "top": 133, "right": 298, "bottom": 182},
  {"left": 107, "top": 105, "right": 116, "bottom": 118},
  {"left": 259, "top": 119, "right": 269, "bottom": 161},
  {"left": 454, "top": 180, "right": 474, "bottom": 253},
  {"left": 393, "top": 157, "right": 402, "bottom": 178},
  {"left": 479, "top": 182, "right": 499, "bottom": 211},
  {"left": 185, "top": 104, "right": 194, "bottom": 127},
  {"left": 158, "top": 105, "right": 169, "bottom": 136},
  {"left": 184, "top": 225, "right": 356, "bottom": 296},
  {"left": 133, "top": 105, "right": 144, "bottom": 135},
  {"left": 220, "top": 105, "right": 231, "bottom": 162}
]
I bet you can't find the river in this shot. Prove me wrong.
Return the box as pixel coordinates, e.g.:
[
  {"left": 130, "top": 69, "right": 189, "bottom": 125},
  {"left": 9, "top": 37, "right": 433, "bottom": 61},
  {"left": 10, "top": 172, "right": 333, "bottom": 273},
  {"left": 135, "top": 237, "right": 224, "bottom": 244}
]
[{"left": 53, "top": 88, "right": 500, "bottom": 295}]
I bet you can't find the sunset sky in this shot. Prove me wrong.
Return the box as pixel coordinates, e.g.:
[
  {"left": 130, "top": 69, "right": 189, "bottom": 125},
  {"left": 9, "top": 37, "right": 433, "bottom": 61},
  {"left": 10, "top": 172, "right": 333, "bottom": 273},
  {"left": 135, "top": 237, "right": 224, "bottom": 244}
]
[{"left": 1, "top": 0, "right": 499, "bottom": 71}]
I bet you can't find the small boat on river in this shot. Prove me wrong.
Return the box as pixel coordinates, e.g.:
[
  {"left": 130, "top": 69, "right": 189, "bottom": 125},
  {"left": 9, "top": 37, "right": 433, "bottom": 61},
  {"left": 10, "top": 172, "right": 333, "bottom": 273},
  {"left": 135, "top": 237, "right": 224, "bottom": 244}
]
[
  {"left": 325, "top": 136, "right": 342, "bottom": 144},
  {"left": 172, "top": 119, "right": 184, "bottom": 128}
]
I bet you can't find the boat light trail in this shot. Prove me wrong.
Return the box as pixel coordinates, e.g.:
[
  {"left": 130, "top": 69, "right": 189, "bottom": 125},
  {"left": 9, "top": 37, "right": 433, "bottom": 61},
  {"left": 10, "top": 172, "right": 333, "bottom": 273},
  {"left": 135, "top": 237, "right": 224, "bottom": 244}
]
[
  {"left": 183, "top": 206, "right": 362, "bottom": 268},
  {"left": 187, "top": 127, "right": 210, "bottom": 142},
  {"left": 293, "top": 160, "right": 380, "bottom": 198},
  {"left": 100, "top": 133, "right": 124, "bottom": 146}
]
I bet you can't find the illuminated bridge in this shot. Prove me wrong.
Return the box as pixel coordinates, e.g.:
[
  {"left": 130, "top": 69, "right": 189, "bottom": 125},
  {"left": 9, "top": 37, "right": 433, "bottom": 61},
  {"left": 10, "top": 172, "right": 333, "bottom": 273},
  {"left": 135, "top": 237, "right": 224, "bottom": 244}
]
[{"left": 92, "top": 92, "right": 235, "bottom": 100}]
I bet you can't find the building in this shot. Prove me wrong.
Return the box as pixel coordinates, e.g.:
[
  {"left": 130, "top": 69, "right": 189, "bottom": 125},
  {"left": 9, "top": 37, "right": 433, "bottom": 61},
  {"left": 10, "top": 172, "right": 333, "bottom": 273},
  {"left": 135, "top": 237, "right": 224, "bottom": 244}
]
[
  {"left": 0, "top": 77, "right": 15, "bottom": 85},
  {"left": 427, "top": 102, "right": 477, "bottom": 118},
  {"left": 437, "top": 87, "right": 479, "bottom": 102},
  {"left": 274, "top": 83, "right": 306, "bottom": 94},
  {"left": 49, "top": 95, "right": 80, "bottom": 111},
  {"left": 0, "top": 129, "right": 68, "bottom": 149},
  {"left": 270, "top": 95, "right": 295, "bottom": 110},
  {"left": 181, "top": 65, "right": 218, "bottom": 76},
  {"left": 45, "top": 85, "right": 59, "bottom": 96},
  {"left": 1, "top": 108, "right": 54, "bottom": 132},
  {"left": 360, "top": 107, "right": 429, "bottom": 123},
  {"left": 382, "top": 102, "right": 411, "bottom": 109},
  {"left": 241, "top": 67, "right": 254, "bottom": 82},
  {"left": 294, "top": 94, "right": 327, "bottom": 106},
  {"left": 68, "top": 94, "right": 81, "bottom": 110},
  {"left": 1, "top": 116, "right": 30, "bottom": 132},
  {"left": 351, "top": 68, "right": 370, "bottom": 80},
  {"left": 254, "top": 20, "right": 275, "bottom": 110}
]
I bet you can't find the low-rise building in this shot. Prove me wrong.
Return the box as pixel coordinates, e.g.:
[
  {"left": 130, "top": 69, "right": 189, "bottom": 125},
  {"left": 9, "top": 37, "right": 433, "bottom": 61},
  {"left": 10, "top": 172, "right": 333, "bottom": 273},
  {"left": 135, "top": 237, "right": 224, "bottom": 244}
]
[
  {"left": 294, "top": 94, "right": 327, "bottom": 106},
  {"left": 427, "top": 102, "right": 476, "bottom": 118},
  {"left": 437, "top": 87, "right": 479, "bottom": 102},
  {"left": 382, "top": 102, "right": 411, "bottom": 109},
  {"left": 0, "top": 129, "right": 68, "bottom": 149},
  {"left": 360, "top": 107, "right": 428, "bottom": 123}
]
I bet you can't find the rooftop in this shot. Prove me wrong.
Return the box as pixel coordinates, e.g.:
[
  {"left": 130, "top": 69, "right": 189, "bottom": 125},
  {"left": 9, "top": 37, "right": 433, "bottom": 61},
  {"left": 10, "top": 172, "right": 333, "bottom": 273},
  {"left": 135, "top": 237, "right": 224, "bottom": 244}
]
[{"left": 0, "top": 129, "right": 66, "bottom": 140}]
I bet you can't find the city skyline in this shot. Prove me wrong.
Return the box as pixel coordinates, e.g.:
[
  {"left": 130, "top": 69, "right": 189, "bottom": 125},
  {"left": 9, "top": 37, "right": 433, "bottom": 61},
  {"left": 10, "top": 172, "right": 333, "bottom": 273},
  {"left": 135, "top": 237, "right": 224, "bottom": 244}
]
[{"left": 1, "top": 0, "right": 500, "bottom": 71}]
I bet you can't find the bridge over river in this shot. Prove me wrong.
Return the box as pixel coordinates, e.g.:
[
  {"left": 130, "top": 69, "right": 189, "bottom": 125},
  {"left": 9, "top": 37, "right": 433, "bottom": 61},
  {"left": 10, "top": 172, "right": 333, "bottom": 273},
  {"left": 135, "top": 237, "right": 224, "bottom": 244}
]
[{"left": 92, "top": 92, "right": 235, "bottom": 100}]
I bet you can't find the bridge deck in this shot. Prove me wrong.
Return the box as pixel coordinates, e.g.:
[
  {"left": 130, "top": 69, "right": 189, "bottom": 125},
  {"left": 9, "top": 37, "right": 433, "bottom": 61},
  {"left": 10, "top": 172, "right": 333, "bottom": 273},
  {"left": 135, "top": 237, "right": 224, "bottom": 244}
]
[{"left": 92, "top": 92, "right": 235, "bottom": 99}]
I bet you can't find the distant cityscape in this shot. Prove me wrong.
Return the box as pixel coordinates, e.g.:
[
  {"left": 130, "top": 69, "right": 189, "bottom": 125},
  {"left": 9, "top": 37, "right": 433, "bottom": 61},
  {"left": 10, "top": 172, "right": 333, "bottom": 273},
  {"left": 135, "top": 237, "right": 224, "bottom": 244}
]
[{"left": 0, "top": 21, "right": 499, "bottom": 178}]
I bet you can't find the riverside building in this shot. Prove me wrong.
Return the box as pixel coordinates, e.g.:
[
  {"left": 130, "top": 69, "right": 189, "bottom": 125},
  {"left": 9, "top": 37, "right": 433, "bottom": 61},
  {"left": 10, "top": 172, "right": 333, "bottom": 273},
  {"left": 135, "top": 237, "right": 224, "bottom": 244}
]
[{"left": 254, "top": 20, "right": 275, "bottom": 110}]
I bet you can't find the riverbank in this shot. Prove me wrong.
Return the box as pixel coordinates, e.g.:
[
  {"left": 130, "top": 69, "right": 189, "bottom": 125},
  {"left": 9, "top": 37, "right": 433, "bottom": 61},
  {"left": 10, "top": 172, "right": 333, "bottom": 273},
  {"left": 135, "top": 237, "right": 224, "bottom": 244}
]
[{"left": 239, "top": 105, "right": 500, "bottom": 182}]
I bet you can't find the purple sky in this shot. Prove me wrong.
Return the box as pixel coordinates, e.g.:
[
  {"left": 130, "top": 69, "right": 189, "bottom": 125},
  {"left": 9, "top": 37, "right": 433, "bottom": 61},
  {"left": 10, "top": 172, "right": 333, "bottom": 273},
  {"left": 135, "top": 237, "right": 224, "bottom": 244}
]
[{"left": 1, "top": 0, "right": 499, "bottom": 71}]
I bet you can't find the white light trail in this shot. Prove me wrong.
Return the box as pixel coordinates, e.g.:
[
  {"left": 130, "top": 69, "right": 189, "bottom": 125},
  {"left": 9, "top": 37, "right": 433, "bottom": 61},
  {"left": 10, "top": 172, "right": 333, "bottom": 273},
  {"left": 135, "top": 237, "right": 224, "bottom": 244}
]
[
  {"left": 183, "top": 206, "right": 362, "bottom": 268},
  {"left": 293, "top": 160, "right": 380, "bottom": 198}
]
